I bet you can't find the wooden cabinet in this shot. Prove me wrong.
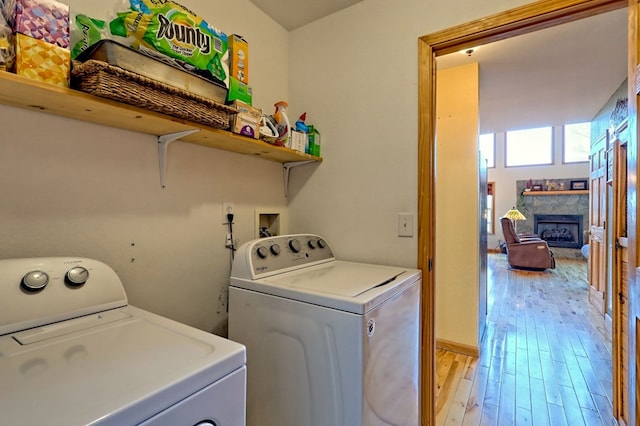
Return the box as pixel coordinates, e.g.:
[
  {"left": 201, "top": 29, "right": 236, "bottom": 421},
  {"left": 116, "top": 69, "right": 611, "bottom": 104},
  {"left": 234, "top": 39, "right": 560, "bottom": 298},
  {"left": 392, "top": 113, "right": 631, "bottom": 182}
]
[{"left": 589, "top": 132, "right": 607, "bottom": 315}]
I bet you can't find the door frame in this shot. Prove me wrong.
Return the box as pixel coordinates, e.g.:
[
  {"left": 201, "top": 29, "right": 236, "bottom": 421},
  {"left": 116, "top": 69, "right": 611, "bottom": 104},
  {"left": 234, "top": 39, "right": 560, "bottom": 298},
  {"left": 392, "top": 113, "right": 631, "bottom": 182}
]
[
  {"left": 611, "top": 132, "right": 630, "bottom": 423},
  {"left": 417, "top": 0, "right": 629, "bottom": 424}
]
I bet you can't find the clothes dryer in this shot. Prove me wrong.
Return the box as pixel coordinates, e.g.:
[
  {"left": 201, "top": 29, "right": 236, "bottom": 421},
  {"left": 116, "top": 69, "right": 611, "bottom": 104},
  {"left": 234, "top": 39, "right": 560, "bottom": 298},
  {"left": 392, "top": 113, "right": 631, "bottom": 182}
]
[{"left": 0, "top": 257, "right": 246, "bottom": 426}]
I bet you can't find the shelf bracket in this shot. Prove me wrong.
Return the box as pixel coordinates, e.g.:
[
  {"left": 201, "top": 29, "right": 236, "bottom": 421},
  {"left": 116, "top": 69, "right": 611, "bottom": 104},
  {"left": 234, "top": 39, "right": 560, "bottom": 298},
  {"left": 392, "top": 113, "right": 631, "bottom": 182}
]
[
  {"left": 283, "top": 160, "right": 315, "bottom": 198},
  {"left": 158, "top": 129, "right": 200, "bottom": 188}
]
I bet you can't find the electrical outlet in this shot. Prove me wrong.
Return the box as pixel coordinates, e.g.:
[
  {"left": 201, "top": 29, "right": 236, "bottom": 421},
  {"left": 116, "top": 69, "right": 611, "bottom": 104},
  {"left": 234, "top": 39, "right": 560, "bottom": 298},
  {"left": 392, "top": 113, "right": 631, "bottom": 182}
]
[
  {"left": 225, "top": 233, "right": 234, "bottom": 248},
  {"left": 222, "top": 201, "right": 234, "bottom": 224}
]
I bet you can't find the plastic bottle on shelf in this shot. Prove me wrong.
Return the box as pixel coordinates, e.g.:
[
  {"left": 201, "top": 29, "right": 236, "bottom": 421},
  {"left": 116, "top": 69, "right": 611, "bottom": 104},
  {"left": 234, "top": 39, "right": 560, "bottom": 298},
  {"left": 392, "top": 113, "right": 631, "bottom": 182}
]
[
  {"left": 273, "top": 101, "right": 291, "bottom": 147},
  {"left": 295, "top": 113, "right": 310, "bottom": 153},
  {"left": 295, "top": 112, "right": 309, "bottom": 133}
]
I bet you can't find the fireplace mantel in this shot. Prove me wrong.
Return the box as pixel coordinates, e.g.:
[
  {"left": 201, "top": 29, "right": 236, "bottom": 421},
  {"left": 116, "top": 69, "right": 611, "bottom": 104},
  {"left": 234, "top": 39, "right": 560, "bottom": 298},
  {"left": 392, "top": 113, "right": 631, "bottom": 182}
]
[{"left": 523, "top": 190, "right": 589, "bottom": 196}]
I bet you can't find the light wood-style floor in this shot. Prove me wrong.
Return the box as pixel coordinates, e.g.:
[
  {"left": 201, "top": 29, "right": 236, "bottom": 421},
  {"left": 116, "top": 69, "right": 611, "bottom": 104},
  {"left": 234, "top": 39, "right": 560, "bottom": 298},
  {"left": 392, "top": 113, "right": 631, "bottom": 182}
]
[{"left": 436, "top": 254, "right": 613, "bottom": 425}]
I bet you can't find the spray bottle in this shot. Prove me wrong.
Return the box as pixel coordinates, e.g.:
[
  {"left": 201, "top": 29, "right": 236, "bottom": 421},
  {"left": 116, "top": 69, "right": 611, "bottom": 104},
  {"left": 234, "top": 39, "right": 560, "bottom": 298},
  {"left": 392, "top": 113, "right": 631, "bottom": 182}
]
[{"left": 295, "top": 112, "right": 309, "bottom": 133}]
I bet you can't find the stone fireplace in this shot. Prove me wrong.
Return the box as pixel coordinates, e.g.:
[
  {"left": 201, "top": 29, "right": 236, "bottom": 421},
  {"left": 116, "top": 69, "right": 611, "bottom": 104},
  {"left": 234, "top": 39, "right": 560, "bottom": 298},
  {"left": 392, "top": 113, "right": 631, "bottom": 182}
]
[
  {"left": 534, "top": 214, "right": 583, "bottom": 249},
  {"left": 515, "top": 179, "right": 589, "bottom": 258}
]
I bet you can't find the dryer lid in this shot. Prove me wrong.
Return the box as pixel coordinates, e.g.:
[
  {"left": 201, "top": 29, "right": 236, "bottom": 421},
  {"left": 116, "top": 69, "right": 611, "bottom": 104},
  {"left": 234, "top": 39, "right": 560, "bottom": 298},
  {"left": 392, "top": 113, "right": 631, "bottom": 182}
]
[
  {"left": 263, "top": 261, "right": 407, "bottom": 297},
  {"left": 0, "top": 305, "right": 246, "bottom": 425}
]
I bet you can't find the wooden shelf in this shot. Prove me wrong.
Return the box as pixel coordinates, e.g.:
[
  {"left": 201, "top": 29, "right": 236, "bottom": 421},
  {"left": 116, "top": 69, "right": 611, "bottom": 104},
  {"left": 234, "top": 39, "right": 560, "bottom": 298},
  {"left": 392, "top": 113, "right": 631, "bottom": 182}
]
[
  {"left": 0, "top": 70, "right": 322, "bottom": 164},
  {"left": 523, "top": 190, "right": 588, "bottom": 196}
]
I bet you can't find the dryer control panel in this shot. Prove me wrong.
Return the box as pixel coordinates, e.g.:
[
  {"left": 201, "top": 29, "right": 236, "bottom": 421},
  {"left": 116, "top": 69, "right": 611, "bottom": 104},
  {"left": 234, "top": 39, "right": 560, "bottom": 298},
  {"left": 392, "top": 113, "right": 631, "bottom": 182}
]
[
  {"left": 0, "top": 257, "right": 128, "bottom": 336},
  {"left": 231, "top": 234, "right": 335, "bottom": 279}
]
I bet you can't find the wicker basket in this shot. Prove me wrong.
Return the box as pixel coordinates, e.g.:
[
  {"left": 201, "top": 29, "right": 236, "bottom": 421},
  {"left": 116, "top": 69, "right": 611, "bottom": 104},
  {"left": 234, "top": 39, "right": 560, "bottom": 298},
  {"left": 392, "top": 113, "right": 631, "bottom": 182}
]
[{"left": 71, "top": 59, "right": 236, "bottom": 129}]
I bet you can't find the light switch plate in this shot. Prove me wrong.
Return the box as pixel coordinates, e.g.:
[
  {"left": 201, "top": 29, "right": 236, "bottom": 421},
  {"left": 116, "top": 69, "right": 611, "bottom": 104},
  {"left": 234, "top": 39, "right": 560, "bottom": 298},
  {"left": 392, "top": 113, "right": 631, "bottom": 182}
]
[{"left": 398, "top": 213, "right": 414, "bottom": 237}]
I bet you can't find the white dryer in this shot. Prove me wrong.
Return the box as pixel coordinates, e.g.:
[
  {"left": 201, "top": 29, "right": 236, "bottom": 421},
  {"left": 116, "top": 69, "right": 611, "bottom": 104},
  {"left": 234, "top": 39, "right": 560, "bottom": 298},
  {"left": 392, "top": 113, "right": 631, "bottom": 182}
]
[
  {"left": 0, "top": 257, "right": 246, "bottom": 426},
  {"left": 229, "top": 234, "right": 421, "bottom": 426}
]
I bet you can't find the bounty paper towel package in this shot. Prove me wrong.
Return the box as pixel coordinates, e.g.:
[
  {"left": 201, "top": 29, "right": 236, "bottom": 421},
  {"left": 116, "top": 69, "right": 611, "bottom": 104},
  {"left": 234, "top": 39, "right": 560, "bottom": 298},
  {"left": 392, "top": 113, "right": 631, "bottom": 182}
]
[{"left": 108, "top": 0, "right": 229, "bottom": 85}]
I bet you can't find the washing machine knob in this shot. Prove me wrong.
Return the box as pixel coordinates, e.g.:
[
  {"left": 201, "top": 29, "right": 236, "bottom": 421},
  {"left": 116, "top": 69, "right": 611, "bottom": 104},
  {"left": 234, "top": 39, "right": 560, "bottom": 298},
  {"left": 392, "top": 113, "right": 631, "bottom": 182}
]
[
  {"left": 21, "top": 270, "right": 49, "bottom": 292},
  {"left": 288, "top": 239, "right": 301, "bottom": 253},
  {"left": 317, "top": 239, "right": 326, "bottom": 249},
  {"left": 256, "top": 246, "right": 269, "bottom": 259},
  {"left": 270, "top": 244, "right": 281, "bottom": 256},
  {"left": 66, "top": 266, "right": 89, "bottom": 287},
  {"left": 307, "top": 240, "right": 316, "bottom": 249}
]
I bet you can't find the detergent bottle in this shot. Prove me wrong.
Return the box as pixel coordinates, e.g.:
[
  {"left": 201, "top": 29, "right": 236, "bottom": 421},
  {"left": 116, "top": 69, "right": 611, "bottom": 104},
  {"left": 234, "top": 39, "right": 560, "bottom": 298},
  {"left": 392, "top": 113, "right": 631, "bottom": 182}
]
[{"left": 273, "top": 101, "right": 291, "bottom": 147}]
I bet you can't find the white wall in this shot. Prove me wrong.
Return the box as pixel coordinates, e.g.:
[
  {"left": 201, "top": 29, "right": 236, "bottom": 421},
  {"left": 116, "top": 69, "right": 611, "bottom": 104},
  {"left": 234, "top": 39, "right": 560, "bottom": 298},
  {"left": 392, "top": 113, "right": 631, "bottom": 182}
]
[
  {"left": 1, "top": 0, "right": 289, "bottom": 335},
  {"left": 487, "top": 127, "right": 590, "bottom": 250},
  {"left": 286, "top": 0, "right": 532, "bottom": 266}
]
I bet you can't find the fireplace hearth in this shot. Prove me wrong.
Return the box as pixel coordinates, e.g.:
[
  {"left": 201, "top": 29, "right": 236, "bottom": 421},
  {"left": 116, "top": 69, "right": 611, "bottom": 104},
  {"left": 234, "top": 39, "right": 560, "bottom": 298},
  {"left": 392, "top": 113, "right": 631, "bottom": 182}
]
[{"left": 533, "top": 214, "right": 583, "bottom": 249}]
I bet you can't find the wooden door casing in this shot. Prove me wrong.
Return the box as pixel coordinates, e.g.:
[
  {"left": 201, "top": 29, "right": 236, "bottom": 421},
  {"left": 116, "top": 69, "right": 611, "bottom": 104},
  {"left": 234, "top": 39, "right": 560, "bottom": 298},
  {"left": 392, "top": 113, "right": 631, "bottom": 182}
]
[
  {"left": 612, "top": 135, "right": 629, "bottom": 425},
  {"left": 418, "top": 2, "right": 633, "bottom": 424},
  {"left": 590, "top": 133, "right": 608, "bottom": 314},
  {"left": 627, "top": 2, "right": 639, "bottom": 425}
]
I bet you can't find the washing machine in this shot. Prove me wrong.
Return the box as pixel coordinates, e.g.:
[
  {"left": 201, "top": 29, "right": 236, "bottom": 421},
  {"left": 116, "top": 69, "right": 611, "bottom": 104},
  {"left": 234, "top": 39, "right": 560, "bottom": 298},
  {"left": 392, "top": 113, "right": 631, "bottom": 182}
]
[
  {"left": 228, "top": 234, "right": 421, "bottom": 426},
  {"left": 0, "top": 257, "right": 246, "bottom": 426}
]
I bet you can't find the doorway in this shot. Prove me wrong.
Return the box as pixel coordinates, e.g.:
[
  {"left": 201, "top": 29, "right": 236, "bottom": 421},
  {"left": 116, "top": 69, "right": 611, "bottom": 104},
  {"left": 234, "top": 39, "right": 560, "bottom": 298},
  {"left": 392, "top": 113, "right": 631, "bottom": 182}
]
[{"left": 416, "top": 1, "right": 628, "bottom": 424}]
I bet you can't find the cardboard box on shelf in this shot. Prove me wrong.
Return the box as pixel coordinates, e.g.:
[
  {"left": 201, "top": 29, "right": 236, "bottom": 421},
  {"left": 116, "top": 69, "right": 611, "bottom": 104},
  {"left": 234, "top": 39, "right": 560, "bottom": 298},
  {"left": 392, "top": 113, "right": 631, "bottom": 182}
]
[
  {"left": 228, "top": 34, "right": 248, "bottom": 84},
  {"left": 227, "top": 76, "right": 252, "bottom": 105},
  {"left": 230, "top": 100, "right": 261, "bottom": 139},
  {"left": 291, "top": 130, "right": 308, "bottom": 153},
  {"left": 14, "top": 33, "right": 69, "bottom": 87},
  {"left": 12, "top": 0, "right": 70, "bottom": 48}
]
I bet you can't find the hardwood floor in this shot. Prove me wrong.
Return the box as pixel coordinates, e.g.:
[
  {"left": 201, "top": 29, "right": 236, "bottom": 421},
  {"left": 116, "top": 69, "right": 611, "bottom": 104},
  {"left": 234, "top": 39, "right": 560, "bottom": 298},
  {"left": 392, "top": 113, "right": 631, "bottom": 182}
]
[{"left": 435, "top": 253, "right": 613, "bottom": 425}]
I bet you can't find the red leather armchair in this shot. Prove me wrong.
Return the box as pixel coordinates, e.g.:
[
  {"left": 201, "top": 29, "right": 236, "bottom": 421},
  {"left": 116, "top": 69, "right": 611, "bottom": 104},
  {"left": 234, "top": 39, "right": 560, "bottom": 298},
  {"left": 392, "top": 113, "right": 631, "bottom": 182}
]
[{"left": 500, "top": 217, "right": 556, "bottom": 270}]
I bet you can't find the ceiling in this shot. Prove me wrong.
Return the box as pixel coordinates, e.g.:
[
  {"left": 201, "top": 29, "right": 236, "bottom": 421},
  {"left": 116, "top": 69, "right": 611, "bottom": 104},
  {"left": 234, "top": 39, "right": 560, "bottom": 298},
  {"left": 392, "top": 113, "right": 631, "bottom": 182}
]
[
  {"left": 437, "top": 8, "right": 628, "bottom": 134},
  {"left": 250, "top": 2, "right": 628, "bottom": 134},
  {"left": 248, "top": 0, "right": 363, "bottom": 31}
]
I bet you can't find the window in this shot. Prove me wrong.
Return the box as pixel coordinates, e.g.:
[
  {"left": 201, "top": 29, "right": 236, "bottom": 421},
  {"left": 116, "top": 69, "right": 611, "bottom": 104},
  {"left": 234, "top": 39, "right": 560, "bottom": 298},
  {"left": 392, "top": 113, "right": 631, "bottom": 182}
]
[
  {"left": 505, "top": 126, "right": 553, "bottom": 167},
  {"left": 479, "top": 133, "right": 495, "bottom": 168},
  {"left": 563, "top": 122, "right": 590, "bottom": 163}
]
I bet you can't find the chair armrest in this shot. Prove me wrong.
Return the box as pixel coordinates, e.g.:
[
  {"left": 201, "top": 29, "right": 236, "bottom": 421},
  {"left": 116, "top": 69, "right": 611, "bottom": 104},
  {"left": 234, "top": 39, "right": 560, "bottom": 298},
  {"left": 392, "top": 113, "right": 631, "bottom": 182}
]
[
  {"left": 509, "top": 240, "right": 549, "bottom": 248},
  {"left": 518, "top": 233, "right": 539, "bottom": 239}
]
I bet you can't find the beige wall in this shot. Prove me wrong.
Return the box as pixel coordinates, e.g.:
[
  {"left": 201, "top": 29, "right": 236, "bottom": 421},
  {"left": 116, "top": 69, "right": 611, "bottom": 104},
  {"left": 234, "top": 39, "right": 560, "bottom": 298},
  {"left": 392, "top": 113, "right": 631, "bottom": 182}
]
[
  {"left": 1, "top": 0, "right": 290, "bottom": 335},
  {"left": 286, "top": 0, "right": 531, "bottom": 266},
  {"left": 435, "top": 64, "right": 481, "bottom": 348},
  {"left": 2, "top": 0, "right": 541, "bottom": 337}
]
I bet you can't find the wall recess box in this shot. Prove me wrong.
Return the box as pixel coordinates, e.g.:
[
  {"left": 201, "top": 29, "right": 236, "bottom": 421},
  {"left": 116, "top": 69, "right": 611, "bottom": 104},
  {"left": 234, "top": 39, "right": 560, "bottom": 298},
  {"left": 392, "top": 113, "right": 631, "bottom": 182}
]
[{"left": 255, "top": 208, "right": 286, "bottom": 238}]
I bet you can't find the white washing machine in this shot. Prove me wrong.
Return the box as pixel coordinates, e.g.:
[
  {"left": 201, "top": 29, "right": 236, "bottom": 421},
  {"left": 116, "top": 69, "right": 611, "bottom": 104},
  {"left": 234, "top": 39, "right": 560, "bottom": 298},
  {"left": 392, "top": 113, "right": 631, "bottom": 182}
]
[
  {"left": 228, "top": 234, "right": 421, "bottom": 426},
  {"left": 0, "top": 257, "right": 247, "bottom": 426}
]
